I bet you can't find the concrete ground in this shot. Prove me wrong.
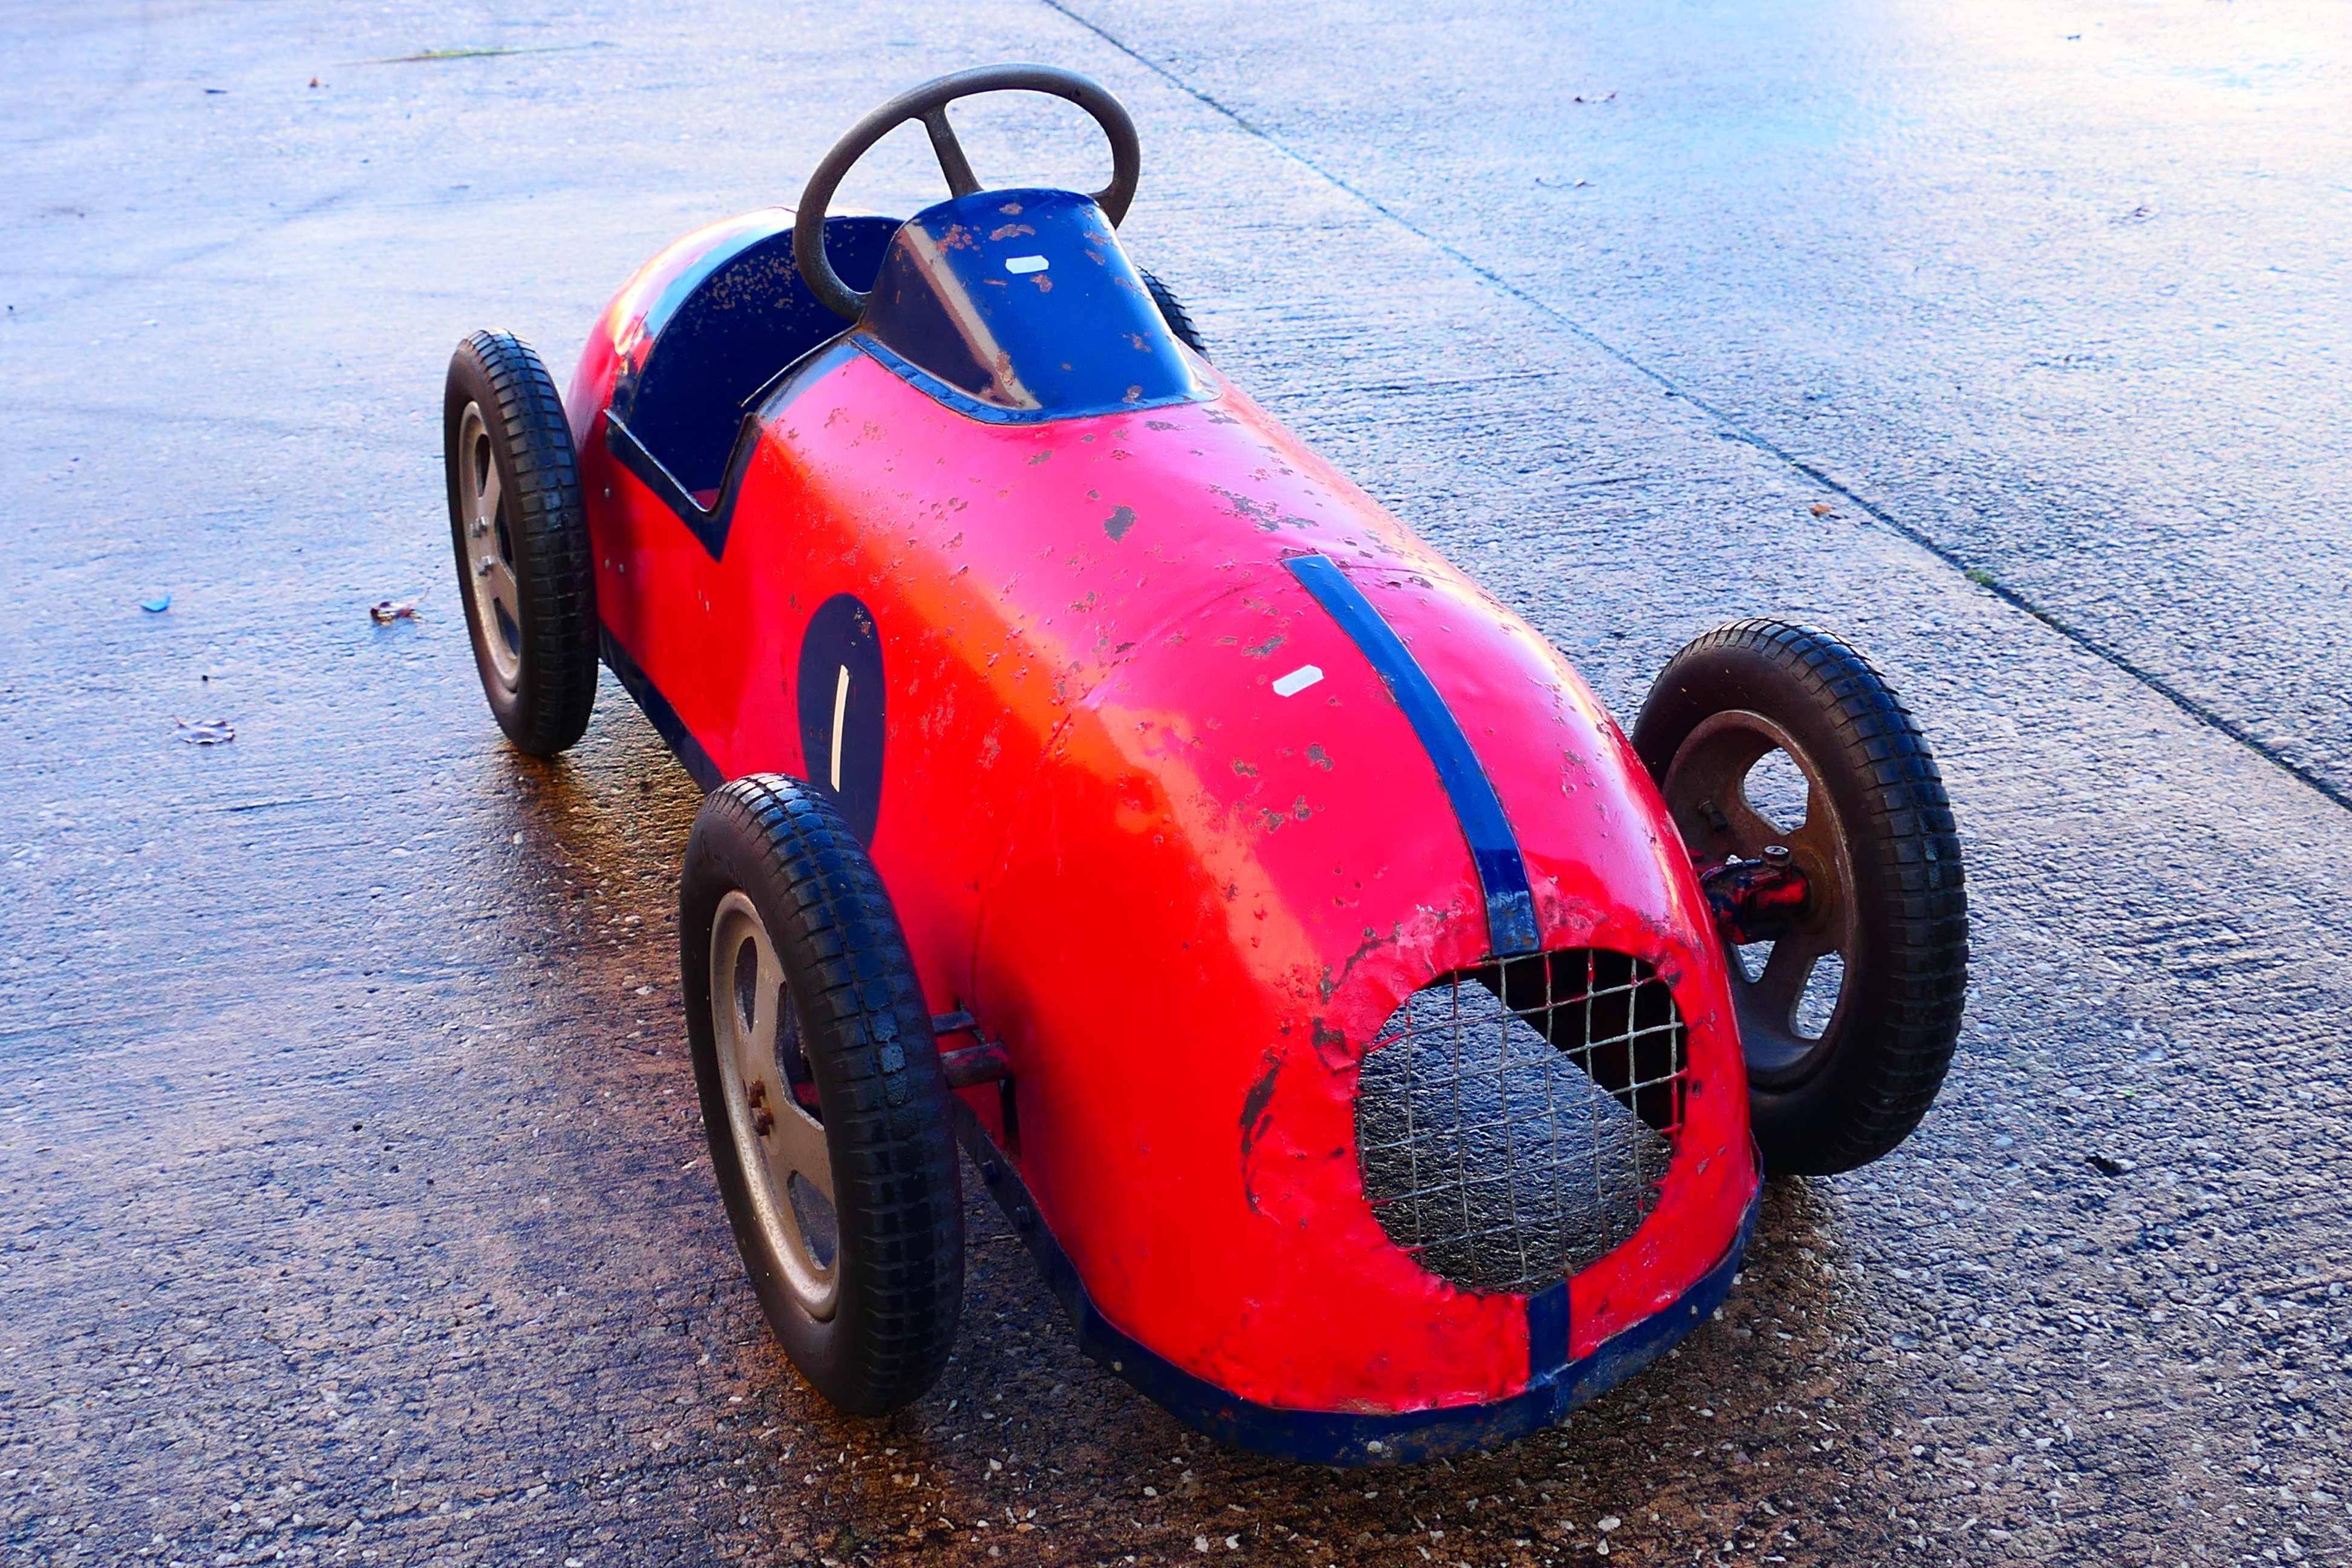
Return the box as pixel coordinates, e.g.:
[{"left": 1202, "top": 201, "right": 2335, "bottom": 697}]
[{"left": 3, "top": 2, "right": 2347, "bottom": 1566}]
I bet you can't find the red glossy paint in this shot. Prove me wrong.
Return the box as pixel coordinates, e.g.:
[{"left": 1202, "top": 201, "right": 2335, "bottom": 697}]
[{"left": 570, "top": 218, "right": 1758, "bottom": 1419}]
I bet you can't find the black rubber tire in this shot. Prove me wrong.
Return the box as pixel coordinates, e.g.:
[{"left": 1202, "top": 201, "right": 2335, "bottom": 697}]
[
  {"left": 680, "top": 775, "right": 962, "bottom": 1414},
  {"left": 1140, "top": 268, "right": 1207, "bottom": 358},
  {"left": 442, "top": 330, "right": 598, "bottom": 755},
  {"left": 1632, "top": 621, "right": 1968, "bottom": 1175}
]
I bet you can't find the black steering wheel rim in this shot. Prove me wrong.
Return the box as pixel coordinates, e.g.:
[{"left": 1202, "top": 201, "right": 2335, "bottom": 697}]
[{"left": 792, "top": 64, "right": 1142, "bottom": 322}]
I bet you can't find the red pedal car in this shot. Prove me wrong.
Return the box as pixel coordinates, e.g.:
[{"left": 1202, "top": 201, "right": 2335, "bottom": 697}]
[{"left": 442, "top": 65, "right": 1968, "bottom": 1463}]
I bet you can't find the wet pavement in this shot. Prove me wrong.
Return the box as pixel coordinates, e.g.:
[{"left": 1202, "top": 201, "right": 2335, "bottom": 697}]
[{"left": 3, "top": 2, "right": 2348, "bottom": 1566}]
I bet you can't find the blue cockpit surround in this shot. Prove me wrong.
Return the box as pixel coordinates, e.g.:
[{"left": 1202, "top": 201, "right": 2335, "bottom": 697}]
[
  {"left": 855, "top": 188, "right": 1206, "bottom": 423},
  {"left": 610, "top": 214, "right": 900, "bottom": 500}
]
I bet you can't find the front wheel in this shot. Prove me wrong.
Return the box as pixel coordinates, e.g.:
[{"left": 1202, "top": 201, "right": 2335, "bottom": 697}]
[
  {"left": 1632, "top": 621, "right": 1968, "bottom": 1175},
  {"left": 680, "top": 775, "right": 962, "bottom": 1414}
]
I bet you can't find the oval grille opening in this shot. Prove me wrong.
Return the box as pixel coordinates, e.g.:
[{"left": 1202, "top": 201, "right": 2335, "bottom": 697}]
[{"left": 1354, "top": 949, "right": 1688, "bottom": 1295}]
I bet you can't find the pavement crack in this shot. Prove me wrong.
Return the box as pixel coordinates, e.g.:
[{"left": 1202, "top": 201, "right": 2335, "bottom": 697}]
[{"left": 1037, "top": 0, "right": 2352, "bottom": 818}]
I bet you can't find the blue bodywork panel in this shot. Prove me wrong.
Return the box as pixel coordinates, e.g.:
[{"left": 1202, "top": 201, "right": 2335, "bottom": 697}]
[
  {"left": 1286, "top": 554, "right": 1543, "bottom": 958},
  {"left": 609, "top": 214, "right": 900, "bottom": 499},
  {"left": 857, "top": 188, "right": 1205, "bottom": 423},
  {"left": 603, "top": 193, "right": 1207, "bottom": 563}
]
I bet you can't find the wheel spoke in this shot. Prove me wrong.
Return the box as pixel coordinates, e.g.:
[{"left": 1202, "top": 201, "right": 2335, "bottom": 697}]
[
  {"left": 738, "top": 925, "right": 786, "bottom": 1096},
  {"left": 920, "top": 105, "right": 982, "bottom": 197},
  {"left": 481, "top": 555, "right": 524, "bottom": 664},
  {"left": 708, "top": 891, "right": 839, "bottom": 1318},
  {"left": 457, "top": 404, "right": 525, "bottom": 687},
  {"left": 473, "top": 436, "right": 514, "bottom": 607},
  {"left": 1783, "top": 785, "right": 1841, "bottom": 866},
  {"left": 746, "top": 942, "right": 829, "bottom": 1195},
  {"left": 472, "top": 448, "right": 502, "bottom": 532},
  {"left": 484, "top": 554, "right": 522, "bottom": 616},
  {"left": 766, "top": 1103, "right": 833, "bottom": 1199},
  {"left": 1753, "top": 924, "right": 1834, "bottom": 1031},
  {"left": 1716, "top": 791, "right": 1789, "bottom": 862}
]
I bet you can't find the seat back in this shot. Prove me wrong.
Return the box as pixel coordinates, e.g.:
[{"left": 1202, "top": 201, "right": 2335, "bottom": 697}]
[{"left": 619, "top": 214, "right": 900, "bottom": 497}]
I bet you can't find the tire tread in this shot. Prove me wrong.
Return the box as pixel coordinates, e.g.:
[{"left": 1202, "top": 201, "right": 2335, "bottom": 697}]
[
  {"left": 1140, "top": 268, "right": 1208, "bottom": 358},
  {"left": 443, "top": 331, "right": 598, "bottom": 754},
  {"left": 683, "top": 776, "right": 961, "bottom": 1411},
  {"left": 1635, "top": 619, "right": 1968, "bottom": 1174}
]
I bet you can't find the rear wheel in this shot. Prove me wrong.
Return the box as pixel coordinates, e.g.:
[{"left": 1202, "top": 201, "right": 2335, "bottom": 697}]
[
  {"left": 1632, "top": 621, "right": 1968, "bottom": 1175},
  {"left": 1141, "top": 268, "right": 1207, "bottom": 358},
  {"left": 442, "top": 330, "right": 598, "bottom": 755},
  {"left": 681, "top": 775, "right": 962, "bottom": 1414}
]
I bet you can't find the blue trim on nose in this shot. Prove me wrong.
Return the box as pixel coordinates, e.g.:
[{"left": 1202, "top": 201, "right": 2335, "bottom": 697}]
[
  {"left": 954, "top": 1102, "right": 1759, "bottom": 1466},
  {"left": 1284, "top": 553, "right": 1541, "bottom": 958}
]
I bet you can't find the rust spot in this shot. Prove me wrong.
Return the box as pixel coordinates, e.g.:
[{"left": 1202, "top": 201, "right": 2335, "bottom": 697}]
[
  {"left": 989, "top": 222, "right": 1036, "bottom": 240},
  {"left": 1306, "top": 743, "right": 1332, "bottom": 769},
  {"left": 1257, "top": 795, "right": 1313, "bottom": 833},
  {"left": 1103, "top": 505, "right": 1137, "bottom": 542},
  {"left": 1146, "top": 419, "right": 1180, "bottom": 431},
  {"left": 1210, "top": 485, "right": 1317, "bottom": 534},
  {"left": 1319, "top": 924, "right": 1396, "bottom": 1002},
  {"left": 1027, "top": 450, "right": 1052, "bottom": 466},
  {"left": 1212, "top": 486, "right": 1275, "bottom": 526},
  {"left": 1243, "top": 633, "right": 1286, "bottom": 659},
  {"left": 1231, "top": 759, "right": 1258, "bottom": 777}
]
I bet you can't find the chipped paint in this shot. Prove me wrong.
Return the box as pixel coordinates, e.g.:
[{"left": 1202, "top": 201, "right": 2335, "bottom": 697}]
[{"left": 1238, "top": 1051, "right": 1284, "bottom": 1213}]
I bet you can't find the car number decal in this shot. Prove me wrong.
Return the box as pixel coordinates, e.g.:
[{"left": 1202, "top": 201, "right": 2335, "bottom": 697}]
[{"left": 796, "top": 594, "right": 887, "bottom": 843}]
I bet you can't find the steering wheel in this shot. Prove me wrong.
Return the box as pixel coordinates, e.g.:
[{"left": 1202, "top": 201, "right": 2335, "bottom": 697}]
[{"left": 792, "top": 64, "right": 1142, "bottom": 322}]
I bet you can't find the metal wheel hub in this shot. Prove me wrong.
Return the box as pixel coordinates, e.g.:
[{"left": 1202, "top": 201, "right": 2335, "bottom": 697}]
[
  {"left": 1662, "top": 710, "right": 1860, "bottom": 1086},
  {"left": 710, "top": 890, "right": 840, "bottom": 1319},
  {"left": 457, "top": 401, "right": 524, "bottom": 691}
]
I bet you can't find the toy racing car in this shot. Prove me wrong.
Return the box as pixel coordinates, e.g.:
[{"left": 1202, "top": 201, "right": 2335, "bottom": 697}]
[{"left": 442, "top": 65, "right": 1968, "bottom": 1463}]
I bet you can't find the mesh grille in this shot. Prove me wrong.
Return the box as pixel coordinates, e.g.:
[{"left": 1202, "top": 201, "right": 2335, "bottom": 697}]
[{"left": 1354, "top": 949, "right": 1688, "bottom": 1295}]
